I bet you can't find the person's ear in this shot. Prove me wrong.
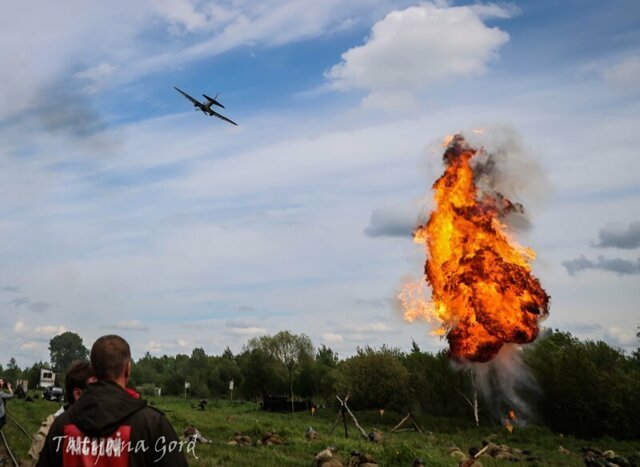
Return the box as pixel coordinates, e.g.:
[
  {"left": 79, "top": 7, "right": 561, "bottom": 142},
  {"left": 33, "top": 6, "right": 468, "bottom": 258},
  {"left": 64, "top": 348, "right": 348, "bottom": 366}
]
[
  {"left": 73, "top": 388, "right": 83, "bottom": 401},
  {"left": 125, "top": 360, "right": 131, "bottom": 379}
]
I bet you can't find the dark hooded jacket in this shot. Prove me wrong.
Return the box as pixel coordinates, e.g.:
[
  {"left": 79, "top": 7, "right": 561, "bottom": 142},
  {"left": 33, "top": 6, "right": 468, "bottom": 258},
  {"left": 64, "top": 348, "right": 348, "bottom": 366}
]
[{"left": 36, "top": 380, "right": 188, "bottom": 466}]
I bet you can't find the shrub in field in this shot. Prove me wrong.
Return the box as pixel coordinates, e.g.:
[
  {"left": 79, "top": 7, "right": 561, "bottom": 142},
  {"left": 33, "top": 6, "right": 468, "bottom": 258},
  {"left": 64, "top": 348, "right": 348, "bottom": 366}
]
[
  {"left": 403, "top": 346, "right": 472, "bottom": 418},
  {"left": 335, "top": 346, "right": 410, "bottom": 411}
]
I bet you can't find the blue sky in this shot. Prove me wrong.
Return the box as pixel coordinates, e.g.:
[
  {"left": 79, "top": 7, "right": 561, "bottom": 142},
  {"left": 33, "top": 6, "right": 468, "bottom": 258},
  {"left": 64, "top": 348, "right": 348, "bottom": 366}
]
[{"left": 1, "top": 0, "right": 639, "bottom": 366}]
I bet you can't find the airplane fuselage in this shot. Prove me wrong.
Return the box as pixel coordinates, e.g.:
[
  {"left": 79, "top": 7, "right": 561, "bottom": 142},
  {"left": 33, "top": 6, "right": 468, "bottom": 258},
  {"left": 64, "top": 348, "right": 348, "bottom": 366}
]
[{"left": 194, "top": 102, "right": 215, "bottom": 115}]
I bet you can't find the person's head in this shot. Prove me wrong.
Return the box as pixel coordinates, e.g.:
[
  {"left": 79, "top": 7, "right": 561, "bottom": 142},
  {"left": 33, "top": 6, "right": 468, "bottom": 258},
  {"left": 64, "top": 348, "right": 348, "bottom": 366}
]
[
  {"left": 64, "top": 361, "right": 96, "bottom": 405},
  {"left": 91, "top": 335, "right": 131, "bottom": 385}
]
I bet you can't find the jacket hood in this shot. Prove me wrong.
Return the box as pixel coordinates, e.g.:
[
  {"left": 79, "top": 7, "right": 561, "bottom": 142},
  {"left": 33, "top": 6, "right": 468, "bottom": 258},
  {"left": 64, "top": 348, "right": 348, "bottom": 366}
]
[{"left": 67, "top": 380, "right": 147, "bottom": 437}]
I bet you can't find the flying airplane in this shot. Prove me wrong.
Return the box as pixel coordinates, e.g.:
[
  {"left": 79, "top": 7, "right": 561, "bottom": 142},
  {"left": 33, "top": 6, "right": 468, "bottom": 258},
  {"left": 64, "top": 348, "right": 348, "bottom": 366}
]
[{"left": 174, "top": 87, "right": 238, "bottom": 126}]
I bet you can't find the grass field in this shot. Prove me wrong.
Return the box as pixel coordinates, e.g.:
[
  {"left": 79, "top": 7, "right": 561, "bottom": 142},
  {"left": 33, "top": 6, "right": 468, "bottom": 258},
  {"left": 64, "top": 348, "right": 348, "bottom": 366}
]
[{"left": 3, "top": 395, "right": 639, "bottom": 466}]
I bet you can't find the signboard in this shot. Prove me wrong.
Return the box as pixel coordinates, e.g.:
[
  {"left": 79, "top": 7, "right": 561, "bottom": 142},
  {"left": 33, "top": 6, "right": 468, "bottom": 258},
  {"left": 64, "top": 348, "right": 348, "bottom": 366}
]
[
  {"left": 229, "top": 380, "right": 234, "bottom": 391},
  {"left": 184, "top": 382, "right": 191, "bottom": 389}
]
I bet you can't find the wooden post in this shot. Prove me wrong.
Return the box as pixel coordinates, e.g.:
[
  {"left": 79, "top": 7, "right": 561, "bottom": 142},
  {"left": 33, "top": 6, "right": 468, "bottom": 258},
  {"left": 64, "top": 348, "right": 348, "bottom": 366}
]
[
  {"left": 342, "top": 405, "right": 348, "bottom": 438},
  {"left": 471, "top": 371, "right": 479, "bottom": 427},
  {"left": 411, "top": 415, "right": 424, "bottom": 434},
  {"left": 456, "top": 371, "right": 479, "bottom": 427},
  {"left": 390, "top": 413, "right": 412, "bottom": 433},
  {"left": 337, "top": 396, "right": 368, "bottom": 439},
  {"left": 390, "top": 412, "right": 424, "bottom": 434},
  {"left": 330, "top": 410, "right": 342, "bottom": 435}
]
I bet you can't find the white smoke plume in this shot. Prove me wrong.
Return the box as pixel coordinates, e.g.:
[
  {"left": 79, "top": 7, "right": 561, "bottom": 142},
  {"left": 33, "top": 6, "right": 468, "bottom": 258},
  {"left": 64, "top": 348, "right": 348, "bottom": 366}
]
[
  {"left": 462, "top": 344, "right": 539, "bottom": 424},
  {"left": 465, "top": 125, "right": 552, "bottom": 232}
]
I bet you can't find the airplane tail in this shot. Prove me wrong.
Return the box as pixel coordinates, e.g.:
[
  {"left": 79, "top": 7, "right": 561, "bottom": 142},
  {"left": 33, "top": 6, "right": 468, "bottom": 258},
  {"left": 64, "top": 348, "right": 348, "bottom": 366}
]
[{"left": 202, "top": 92, "right": 225, "bottom": 109}]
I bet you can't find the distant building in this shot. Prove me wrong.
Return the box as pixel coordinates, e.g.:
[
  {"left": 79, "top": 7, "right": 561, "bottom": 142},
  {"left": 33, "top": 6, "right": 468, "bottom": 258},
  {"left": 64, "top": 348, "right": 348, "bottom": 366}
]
[{"left": 39, "top": 369, "right": 56, "bottom": 388}]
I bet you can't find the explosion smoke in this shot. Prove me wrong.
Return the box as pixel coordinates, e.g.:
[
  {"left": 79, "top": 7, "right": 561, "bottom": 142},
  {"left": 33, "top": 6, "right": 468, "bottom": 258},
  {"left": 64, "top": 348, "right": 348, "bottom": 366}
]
[{"left": 400, "top": 133, "right": 550, "bottom": 363}]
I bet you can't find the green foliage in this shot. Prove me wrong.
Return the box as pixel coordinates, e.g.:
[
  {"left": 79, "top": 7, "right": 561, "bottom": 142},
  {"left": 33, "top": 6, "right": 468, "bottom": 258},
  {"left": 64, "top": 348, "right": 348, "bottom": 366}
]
[
  {"left": 3, "top": 357, "right": 22, "bottom": 384},
  {"left": 29, "top": 326, "right": 640, "bottom": 442},
  {"left": 237, "top": 347, "right": 286, "bottom": 399},
  {"left": 525, "top": 330, "right": 640, "bottom": 439},
  {"left": 633, "top": 325, "right": 640, "bottom": 362},
  {"left": 403, "top": 349, "right": 471, "bottom": 417},
  {"left": 246, "top": 331, "right": 314, "bottom": 410},
  {"left": 48, "top": 332, "right": 89, "bottom": 373},
  {"left": 335, "top": 346, "right": 411, "bottom": 411}
]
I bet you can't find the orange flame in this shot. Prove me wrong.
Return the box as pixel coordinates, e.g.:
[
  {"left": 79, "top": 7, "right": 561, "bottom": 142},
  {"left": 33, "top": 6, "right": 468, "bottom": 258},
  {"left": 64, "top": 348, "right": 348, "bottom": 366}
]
[{"left": 400, "top": 134, "right": 549, "bottom": 362}]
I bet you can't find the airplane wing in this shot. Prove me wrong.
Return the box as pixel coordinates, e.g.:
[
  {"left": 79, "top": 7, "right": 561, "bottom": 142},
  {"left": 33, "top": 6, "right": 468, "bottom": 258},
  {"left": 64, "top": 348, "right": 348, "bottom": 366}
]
[
  {"left": 202, "top": 93, "right": 225, "bottom": 109},
  {"left": 174, "top": 87, "right": 201, "bottom": 106},
  {"left": 208, "top": 109, "right": 238, "bottom": 126}
]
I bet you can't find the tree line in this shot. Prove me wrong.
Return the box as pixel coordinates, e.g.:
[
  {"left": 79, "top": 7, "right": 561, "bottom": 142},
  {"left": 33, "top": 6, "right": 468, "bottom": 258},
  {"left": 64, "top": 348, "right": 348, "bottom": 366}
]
[{"left": 2, "top": 327, "right": 639, "bottom": 440}]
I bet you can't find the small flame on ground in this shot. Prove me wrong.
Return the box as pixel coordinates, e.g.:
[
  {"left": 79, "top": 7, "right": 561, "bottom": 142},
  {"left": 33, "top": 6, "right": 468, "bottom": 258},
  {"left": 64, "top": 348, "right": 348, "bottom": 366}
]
[{"left": 400, "top": 134, "right": 549, "bottom": 362}]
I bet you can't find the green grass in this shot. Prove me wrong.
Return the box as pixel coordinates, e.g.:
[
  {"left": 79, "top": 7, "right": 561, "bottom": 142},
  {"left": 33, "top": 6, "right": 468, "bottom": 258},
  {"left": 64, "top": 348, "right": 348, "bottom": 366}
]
[{"left": 3, "top": 395, "right": 639, "bottom": 466}]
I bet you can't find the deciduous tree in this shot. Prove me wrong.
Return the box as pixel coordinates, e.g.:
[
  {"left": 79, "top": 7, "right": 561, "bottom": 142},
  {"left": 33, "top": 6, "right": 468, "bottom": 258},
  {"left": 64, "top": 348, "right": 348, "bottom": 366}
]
[{"left": 48, "top": 332, "right": 89, "bottom": 373}]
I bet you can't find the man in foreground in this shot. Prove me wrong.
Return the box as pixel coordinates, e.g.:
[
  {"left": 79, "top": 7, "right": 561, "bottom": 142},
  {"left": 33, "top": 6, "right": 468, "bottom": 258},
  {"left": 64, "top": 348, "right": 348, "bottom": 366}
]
[
  {"left": 37, "top": 335, "right": 189, "bottom": 466},
  {"left": 24, "top": 362, "right": 95, "bottom": 466}
]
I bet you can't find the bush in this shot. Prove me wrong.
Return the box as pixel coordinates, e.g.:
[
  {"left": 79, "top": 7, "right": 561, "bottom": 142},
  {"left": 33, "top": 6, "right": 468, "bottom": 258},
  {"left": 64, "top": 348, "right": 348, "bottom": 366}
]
[{"left": 335, "top": 346, "right": 410, "bottom": 411}]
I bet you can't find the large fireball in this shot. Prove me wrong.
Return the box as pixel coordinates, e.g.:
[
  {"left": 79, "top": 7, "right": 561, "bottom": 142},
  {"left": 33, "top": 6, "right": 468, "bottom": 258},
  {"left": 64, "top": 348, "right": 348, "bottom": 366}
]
[{"left": 400, "top": 134, "right": 549, "bottom": 362}]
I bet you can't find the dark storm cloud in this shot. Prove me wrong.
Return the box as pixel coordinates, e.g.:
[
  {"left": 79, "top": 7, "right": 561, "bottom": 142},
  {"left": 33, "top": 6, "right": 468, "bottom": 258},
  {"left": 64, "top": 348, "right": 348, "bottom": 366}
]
[
  {"left": 593, "top": 221, "right": 640, "bottom": 249},
  {"left": 563, "top": 255, "right": 640, "bottom": 276}
]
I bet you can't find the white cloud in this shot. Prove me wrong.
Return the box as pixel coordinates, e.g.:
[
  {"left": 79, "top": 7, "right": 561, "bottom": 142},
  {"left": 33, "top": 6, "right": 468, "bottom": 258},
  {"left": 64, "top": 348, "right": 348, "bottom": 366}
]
[
  {"left": 34, "top": 325, "right": 68, "bottom": 336},
  {"left": 74, "top": 63, "right": 118, "bottom": 94},
  {"left": 14, "top": 321, "right": 27, "bottom": 334},
  {"left": 145, "top": 341, "right": 163, "bottom": 353},
  {"left": 322, "top": 332, "right": 345, "bottom": 344},
  {"left": 326, "top": 2, "right": 511, "bottom": 94},
  {"left": 605, "top": 326, "right": 638, "bottom": 349},
  {"left": 225, "top": 321, "right": 268, "bottom": 337},
  {"left": 361, "top": 91, "right": 421, "bottom": 114},
  {"left": 20, "top": 341, "right": 43, "bottom": 351},
  {"left": 152, "top": 0, "right": 211, "bottom": 33},
  {"left": 109, "top": 320, "right": 150, "bottom": 331},
  {"left": 603, "top": 56, "right": 640, "bottom": 93},
  {"left": 228, "top": 326, "right": 268, "bottom": 336},
  {"left": 145, "top": 339, "right": 188, "bottom": 353},
  {"left": 342, "top": 322, "right": 393, "bottom": 334}
]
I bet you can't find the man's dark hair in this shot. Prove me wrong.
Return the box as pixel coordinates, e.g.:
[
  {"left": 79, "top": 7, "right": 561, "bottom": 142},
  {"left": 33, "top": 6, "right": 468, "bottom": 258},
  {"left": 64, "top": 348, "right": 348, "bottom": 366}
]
[
  {"left": 64, "top": 361, "right": 94, "bottom": 405},
  {"left": 91, "top": 335, "right": 131, "bottom": 380}
]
